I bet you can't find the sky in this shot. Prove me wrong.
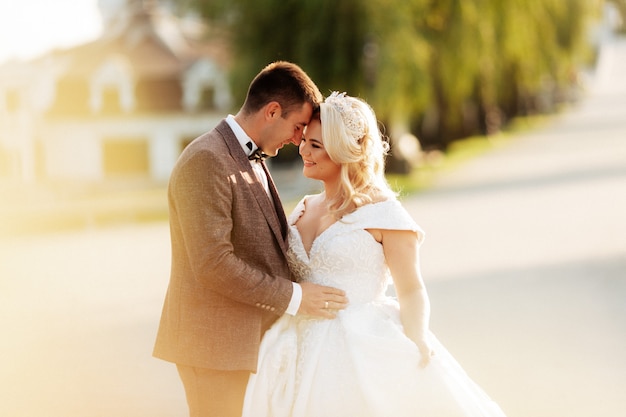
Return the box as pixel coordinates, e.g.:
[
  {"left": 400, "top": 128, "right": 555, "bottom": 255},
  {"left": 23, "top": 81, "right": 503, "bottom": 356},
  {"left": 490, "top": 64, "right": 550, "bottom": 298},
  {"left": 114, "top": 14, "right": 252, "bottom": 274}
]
[{"left": 0, "top": 0, "right": 103, "bottom": 64}]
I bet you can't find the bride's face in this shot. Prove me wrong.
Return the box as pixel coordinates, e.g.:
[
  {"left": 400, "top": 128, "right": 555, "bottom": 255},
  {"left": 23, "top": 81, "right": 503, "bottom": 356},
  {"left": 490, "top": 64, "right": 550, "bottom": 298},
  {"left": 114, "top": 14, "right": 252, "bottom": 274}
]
[{"left": 299, "top": 120, "right": 340, "bottom": 182}]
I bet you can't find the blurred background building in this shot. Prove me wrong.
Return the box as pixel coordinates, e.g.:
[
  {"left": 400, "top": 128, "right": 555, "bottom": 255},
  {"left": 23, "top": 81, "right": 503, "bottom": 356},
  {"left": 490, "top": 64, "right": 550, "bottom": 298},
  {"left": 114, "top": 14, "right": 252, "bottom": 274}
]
[{"left": 0, "top": 0, "right": 231, "bottom": 185}]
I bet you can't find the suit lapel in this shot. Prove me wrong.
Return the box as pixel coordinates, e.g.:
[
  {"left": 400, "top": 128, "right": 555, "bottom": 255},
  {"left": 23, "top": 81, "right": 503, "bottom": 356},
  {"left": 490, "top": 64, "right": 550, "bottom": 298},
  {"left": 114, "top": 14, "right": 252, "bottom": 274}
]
[
  {"left": 260, "top": 161, "right": 288, "bottom": 240},
  {"left": 247, "top": 165, "right": 288, "bottom": 254},
  {"left": 217, "top": 121, "right": 289, "bottom": 254}
]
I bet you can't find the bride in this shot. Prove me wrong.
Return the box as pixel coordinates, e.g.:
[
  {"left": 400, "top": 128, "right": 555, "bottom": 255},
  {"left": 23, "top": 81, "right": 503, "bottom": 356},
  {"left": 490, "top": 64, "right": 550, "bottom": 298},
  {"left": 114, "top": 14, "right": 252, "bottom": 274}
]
[{"left": 242, "top": 92, "right": 507, "bottom": 417}]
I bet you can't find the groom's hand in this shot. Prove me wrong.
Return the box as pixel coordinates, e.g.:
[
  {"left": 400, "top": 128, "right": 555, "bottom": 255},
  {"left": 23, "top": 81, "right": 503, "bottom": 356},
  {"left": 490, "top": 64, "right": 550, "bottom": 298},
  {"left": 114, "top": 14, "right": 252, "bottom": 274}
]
[{"left": 298, "top": 282, "right": 348, "bottom": 319}]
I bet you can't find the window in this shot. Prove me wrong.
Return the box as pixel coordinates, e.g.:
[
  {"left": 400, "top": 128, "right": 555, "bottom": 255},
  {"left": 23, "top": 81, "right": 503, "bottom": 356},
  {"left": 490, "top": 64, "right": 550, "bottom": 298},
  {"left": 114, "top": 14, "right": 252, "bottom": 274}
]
[
  {"left": 102, "top": 138, "right": 149, "bottom": 177},
  {"left": 5, "top": 89, "right": 20, "bottom": 112},
  {"left": 48, "top": 77, "right": 90, "bottom": 117}
]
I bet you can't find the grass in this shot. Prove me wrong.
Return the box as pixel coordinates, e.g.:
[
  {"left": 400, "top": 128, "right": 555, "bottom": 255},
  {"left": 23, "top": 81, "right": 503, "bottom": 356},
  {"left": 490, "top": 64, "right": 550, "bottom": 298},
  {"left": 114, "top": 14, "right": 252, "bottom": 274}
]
[{"left": 0, "top": 186, "right": 169, "bottom": 236}]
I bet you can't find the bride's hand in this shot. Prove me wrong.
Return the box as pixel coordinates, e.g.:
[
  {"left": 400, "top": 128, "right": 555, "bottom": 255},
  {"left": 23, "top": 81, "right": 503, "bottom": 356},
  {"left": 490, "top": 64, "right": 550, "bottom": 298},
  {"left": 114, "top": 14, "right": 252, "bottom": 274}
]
[
  {"left": 417, "top": 339, "right": 435, "bottom": 368},
  {"left": 298, "top": 282, "right": 349, "bottom": 319}
]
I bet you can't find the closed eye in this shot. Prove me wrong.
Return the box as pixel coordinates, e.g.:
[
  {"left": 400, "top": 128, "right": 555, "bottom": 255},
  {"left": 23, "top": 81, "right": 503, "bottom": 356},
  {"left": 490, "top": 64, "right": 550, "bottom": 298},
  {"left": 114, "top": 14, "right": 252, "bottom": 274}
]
[{"left": 306, "top": 138, "right": 323, "bottom": 149}]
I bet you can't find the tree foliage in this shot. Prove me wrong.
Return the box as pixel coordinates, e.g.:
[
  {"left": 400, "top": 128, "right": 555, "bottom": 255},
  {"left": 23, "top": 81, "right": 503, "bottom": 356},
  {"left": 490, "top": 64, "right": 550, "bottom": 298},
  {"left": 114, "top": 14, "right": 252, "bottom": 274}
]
[{"left": 180, "top": 0, "right": 602, "bottom": 151}]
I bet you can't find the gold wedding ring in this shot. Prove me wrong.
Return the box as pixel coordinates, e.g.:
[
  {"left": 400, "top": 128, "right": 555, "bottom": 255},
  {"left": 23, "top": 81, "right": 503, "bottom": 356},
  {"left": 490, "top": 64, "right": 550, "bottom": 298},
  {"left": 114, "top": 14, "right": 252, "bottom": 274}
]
[{"left": 324, "top": 301, "right": 329, "bottom": 309}]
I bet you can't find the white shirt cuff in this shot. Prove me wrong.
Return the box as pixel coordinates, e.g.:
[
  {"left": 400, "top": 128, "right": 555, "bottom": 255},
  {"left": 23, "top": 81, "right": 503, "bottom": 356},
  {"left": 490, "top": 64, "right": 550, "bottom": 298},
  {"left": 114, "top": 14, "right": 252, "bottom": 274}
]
[{"left": 285, "top": 282, "right": 302, "bottom": 315}]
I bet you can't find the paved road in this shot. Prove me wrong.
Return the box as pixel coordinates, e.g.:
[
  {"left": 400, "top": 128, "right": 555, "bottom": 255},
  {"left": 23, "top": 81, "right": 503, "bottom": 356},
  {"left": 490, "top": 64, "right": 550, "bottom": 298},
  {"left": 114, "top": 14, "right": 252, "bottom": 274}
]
[
  {"left": 1, "top": 39, "right": 625, "bottom": 417},
  {"left": 403, "top": 37, "right": 626, "bottom": 417}
]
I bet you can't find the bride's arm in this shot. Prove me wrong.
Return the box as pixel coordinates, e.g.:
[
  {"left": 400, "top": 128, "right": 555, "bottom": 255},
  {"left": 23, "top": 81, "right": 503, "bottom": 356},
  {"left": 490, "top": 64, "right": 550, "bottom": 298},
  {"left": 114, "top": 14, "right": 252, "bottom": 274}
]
[{"left": 380, "top": 229, "right": 434, "bottom": 368}]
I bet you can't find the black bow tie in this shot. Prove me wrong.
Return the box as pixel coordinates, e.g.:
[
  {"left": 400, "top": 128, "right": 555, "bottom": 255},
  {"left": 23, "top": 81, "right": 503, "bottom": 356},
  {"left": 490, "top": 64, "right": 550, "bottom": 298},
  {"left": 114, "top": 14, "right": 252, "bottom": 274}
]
[{"left": 248, "top": 148, "right": 268, "bottom": 162}]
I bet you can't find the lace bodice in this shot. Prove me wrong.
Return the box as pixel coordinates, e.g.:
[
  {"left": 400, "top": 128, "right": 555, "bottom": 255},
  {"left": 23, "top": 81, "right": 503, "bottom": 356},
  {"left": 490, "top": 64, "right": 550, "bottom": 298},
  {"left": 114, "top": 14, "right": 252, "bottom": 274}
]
[{"left": 287, "top": 198, "right": 424, "bottom": 304}]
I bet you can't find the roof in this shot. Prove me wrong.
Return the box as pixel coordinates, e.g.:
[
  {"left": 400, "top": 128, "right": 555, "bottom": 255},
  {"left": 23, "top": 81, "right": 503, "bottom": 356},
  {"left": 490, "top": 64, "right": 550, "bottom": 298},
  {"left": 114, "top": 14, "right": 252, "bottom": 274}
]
[{"left": 39, "top": 4, "right": 229, "bottom": 79}]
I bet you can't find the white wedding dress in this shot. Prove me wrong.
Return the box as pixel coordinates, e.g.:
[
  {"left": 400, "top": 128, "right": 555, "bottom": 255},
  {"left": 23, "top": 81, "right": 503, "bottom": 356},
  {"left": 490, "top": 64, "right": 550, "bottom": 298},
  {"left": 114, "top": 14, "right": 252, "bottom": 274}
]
[{"left": 242, "top": 198, "right": 507, "bottom": 417}]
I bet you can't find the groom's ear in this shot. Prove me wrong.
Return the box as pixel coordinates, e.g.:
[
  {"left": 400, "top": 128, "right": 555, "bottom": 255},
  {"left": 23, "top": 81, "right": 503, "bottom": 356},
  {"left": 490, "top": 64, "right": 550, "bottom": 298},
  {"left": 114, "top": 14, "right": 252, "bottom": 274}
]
[{"left": 264, "top": 101, "right": 282, "bottom": 121}]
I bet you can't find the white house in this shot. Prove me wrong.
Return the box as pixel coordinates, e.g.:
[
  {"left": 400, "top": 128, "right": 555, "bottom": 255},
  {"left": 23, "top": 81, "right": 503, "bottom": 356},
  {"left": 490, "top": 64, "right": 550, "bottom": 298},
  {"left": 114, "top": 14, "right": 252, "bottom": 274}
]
[{"left": 0, "top": 0, "right": 231, "bottom": 185}]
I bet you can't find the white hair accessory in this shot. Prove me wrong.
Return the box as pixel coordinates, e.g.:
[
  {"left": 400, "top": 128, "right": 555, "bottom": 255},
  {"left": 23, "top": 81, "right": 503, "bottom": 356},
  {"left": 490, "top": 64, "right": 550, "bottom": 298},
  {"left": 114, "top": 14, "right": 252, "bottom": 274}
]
[{"left": 325, "top": 92, "right": 367, "bottom": 142}]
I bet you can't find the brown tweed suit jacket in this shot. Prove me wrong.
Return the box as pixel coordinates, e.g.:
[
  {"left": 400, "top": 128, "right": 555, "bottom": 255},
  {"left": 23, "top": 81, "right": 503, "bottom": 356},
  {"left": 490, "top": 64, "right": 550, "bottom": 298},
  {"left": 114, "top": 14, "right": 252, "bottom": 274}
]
[{"left": 153, "top": 120, "right": 294, "bottom": 371}]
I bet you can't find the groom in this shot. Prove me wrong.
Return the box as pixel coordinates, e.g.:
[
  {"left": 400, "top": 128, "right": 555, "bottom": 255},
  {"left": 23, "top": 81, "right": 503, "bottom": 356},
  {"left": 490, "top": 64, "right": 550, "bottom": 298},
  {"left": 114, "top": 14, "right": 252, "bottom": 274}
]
[{"left": 153, "top": 61, "right": 348, "bottom": 417}]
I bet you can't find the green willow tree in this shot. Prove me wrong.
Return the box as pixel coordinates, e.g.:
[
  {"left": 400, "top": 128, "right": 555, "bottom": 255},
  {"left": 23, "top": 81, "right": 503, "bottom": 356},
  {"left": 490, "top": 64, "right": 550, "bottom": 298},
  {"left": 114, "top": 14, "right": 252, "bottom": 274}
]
[
  {"left": 364, "top": 1, "right": 432, "bottom": 131},
  {"left": 501, "top": 0, "right": 597, "bottom": 113},
  {"left": 179, "top": 0, "right": 600, "bottom": 153},
  {"left": 415, "top": 0, "right": 599, "bottom": 148},
  {"left": 181, "top": 0, "right": 373, "bottom": 104},
  {"left": 418, "top": 0, "right": 485, "bottom": 146}
]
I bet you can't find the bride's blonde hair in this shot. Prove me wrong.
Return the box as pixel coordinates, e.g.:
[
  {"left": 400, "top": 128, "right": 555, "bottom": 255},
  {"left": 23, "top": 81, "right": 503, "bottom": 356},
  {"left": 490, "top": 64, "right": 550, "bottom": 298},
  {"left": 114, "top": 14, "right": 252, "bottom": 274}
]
[{"left": 320, "top": 92, "right": 396, "bottom": 219}]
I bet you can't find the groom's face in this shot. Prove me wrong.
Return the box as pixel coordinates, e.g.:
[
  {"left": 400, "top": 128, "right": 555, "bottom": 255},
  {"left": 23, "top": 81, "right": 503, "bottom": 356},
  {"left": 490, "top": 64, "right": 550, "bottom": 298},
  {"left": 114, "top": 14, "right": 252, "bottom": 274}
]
[{"left": 262, "top": 102, "right": 312, "bottom": 157}]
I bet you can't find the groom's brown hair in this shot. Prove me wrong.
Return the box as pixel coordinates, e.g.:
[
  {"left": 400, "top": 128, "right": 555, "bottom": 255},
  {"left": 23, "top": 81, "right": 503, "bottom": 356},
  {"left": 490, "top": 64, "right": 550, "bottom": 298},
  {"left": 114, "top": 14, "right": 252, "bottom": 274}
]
[{"left": 241, "top": 61, "right": 323, "bottom": 117}]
